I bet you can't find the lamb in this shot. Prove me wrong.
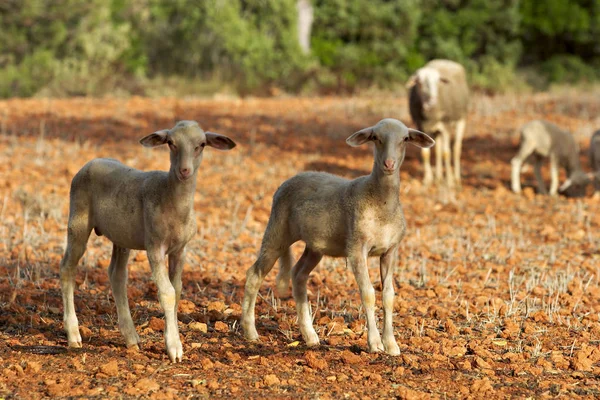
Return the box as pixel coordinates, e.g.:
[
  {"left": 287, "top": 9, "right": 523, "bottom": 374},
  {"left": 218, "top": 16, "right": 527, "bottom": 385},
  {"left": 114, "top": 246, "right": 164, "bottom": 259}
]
[
  {"left": 511, "top": 120, "right": 594, "bottom": 196},
  {"left": 590, "top": 130, "right": 600, "bottom": 198},
  {"left": 240, "top": 118, "right": 435, "bottom": 355},
  {"left": 407, "top": 59, "right": 469, "bottom": 188},
  {"left": 60, "top": 120, "right": 236, "bottom": 362}
]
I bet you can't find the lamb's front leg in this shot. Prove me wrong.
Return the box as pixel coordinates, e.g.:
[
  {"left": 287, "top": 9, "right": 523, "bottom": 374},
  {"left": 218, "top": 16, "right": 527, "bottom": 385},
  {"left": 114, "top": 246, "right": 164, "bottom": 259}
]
[
  {"left": 148, "top": 247, "right": 183, "bottom": 362},
  {"left": 380, "top": 246, "right": 400, "bottom": 355},
  {"left": 348, "top": 247, "right": 383, "bottom": 353},
  {"left": 168, "top": 248, "right": 186, "bottom": 306}
]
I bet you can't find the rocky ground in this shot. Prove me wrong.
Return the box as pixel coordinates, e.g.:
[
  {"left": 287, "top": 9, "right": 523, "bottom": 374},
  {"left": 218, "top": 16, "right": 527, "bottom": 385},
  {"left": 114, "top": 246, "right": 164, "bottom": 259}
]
[{"left": 0, "top": 92, "right": 599, "bottom": 399}]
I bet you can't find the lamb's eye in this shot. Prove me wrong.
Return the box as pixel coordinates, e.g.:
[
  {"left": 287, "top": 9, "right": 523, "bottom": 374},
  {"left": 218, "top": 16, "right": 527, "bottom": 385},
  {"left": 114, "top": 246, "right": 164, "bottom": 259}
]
[
  {"left": 167, "top": 140, "right": 176, "bottom": 150},
  {"left": 404, "top": 136, "right": 409, "bottom": 142},
  {"left": 201, "top": 142, "right": 206, "bottom": 148}
]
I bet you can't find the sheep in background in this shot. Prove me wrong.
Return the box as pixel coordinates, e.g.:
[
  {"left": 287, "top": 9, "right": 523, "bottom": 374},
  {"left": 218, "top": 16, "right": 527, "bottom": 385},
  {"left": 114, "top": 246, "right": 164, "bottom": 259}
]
[
  {"left": 407, "top": 59, "right": 470, "bottom": 188},
  {"left": 511, "top": 120, "right": 594, "bottom": 196},
  {"left": 591, "top": 130, "right": 600, "bottom": 198},
  {"left": 60, "top": 121, "right": 236, "bottom": 362},
  {"left": 241, "top": 118, "right": 435, "bottom": 355}
]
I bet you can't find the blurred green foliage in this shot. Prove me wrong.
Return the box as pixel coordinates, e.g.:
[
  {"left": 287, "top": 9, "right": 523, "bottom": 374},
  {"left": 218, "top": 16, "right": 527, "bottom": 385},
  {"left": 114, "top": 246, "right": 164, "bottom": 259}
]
[{"left": 0, "top": 0, "right": 598, "bottom": 97}]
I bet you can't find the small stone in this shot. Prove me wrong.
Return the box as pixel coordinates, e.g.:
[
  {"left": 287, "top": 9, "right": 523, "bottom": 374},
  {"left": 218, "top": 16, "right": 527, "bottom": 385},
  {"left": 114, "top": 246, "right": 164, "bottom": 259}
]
[
  {"left": 305, "top": 351, "right": 328, "bottom": 370},
  {"left": 264, "top": 374, "right": 280, "bottom": 386},
  {"left": 188, "top": 322, "right": 208, "bottom": 333},
  {"left": 201, "top": 357, "right": 214, "bottom": 370},
  {"left": 214, "top": 321, "right": 229, "bottom": 333},
  {"left": 474, "top": 356, "right": 492, "bottom": 370},
  {"left": 207, "top": 301, "right": 226, "bottom": 320},
  {"left": 340, "top": 350, "right": 361, "bottom": 364},
  {"left": 148, "top": 317, "right": 165, "bottom": 331},
  {"left": 99, "top": 360, "right": 119, "bottom": 377},
  {"left": 79, "top": 326, "right": 92, "bottom": 337},
  {"left": 207, "top": 380, "right": 219, "bottom": 390},
  {"left": 326, "top": 375, "right": 336, "bottom": 382},
  {"left": 178, "top": 299, "right": 196, "bottom": 314},
  {"left": 25, "top": 361, "right": 42, "bottom": 373},
  {"left": 226, "top": 351, "right": 241, "bottom": 362},
  {"left": 135, "top": 378, "right": 160, "bottom": 392}
]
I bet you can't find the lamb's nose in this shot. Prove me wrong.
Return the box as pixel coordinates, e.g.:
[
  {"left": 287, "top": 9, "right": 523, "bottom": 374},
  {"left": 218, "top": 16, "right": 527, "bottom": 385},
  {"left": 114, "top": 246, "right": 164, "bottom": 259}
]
[
  {"left": 384, "top": 159, "right": 395, "bottom": 170},
  {"left": 180, "top": 168, "right": 191, "bottom": 178}
]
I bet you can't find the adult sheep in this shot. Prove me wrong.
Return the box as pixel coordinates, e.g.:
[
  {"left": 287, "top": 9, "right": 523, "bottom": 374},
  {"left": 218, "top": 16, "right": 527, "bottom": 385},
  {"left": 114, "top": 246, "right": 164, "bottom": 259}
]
[{"left": 407, "top": 59, "right": 469, "bottom": 188}]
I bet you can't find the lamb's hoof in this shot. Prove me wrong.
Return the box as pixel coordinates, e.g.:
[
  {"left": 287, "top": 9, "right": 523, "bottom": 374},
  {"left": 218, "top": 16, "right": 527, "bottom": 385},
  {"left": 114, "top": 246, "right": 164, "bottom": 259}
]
[
  {"left": 242, "top": 326, "right": 260, "bottom": 342},
  {"left": 368, "top": 341, "right": 385, "bottom": 353},
  {"left": 303, "top": 331, "right": 320, "bottom": 347},
  {"left": 166, "top": 341, "right": 183, "bottom": 363},
  {"left": 68, "top": 340, "right": 82, "bottom": 348},
  {"left": 126, "top": 343, "right": 140, "bottom": 351},
  {"left": 384, "top": 341, "right": 401, "bottom": 356}
]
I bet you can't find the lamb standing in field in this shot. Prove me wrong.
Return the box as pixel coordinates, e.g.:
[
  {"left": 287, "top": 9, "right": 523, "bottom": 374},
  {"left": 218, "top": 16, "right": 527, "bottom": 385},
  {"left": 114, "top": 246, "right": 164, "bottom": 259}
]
[
  {"left": 590, "top": 130, "right": 600, "bottom": 198},
  {"left": 60, "top": 121, "right": 236, "bottom": 362},
  {"left": 511, "top": 120, "right": 593, "bottom": 196},
  {"left": 240, "top": 119, "right": 435, "bottom": 355},
  {"left": 407, "top": 59, "right": 469, "bottom": 188}
]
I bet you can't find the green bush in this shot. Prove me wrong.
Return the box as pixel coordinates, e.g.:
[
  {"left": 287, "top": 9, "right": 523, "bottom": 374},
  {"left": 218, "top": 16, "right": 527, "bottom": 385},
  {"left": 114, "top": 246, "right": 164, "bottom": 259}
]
[
  {"left": 541, "top": 54, "right": 598, "bottom": 84},
  {"left": 0, "top": 0, "right": 599, "bottom": 97}
]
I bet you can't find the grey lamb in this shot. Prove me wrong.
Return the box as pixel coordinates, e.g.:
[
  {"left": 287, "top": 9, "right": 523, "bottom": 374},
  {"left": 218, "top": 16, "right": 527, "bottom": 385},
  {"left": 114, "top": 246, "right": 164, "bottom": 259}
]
[
  {"left": 407, "top": 59, "right": 469, "bottom": 188},
  {"left": 60, "top": 120, "right": 236, "bottom": 362},
  {"left": 511, "top": 120, "right": 594, "bottom": 196},
  {"left": 240, "top": 118, "right": 435, "bottom": 355}
]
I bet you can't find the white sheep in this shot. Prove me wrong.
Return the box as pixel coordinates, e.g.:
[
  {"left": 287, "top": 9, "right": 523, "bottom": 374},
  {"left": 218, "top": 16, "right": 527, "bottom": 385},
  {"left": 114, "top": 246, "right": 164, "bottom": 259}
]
[
  {"left": 511, "top": 120, "right": 594, "bottom": 196},
  {"left": 240, "top": 118, "right": 434, "bottom": 355},
  {"left": 60, "top": 120, "right": 236, "bottom": 362},
  {"left": 407, "top": 59, "right": 469, "bottom": 188}
]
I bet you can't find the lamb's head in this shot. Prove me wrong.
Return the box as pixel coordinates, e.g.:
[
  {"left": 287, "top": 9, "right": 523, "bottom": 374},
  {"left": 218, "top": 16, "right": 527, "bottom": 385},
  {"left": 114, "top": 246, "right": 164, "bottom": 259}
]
[
  {"left": 139, "top": 120, "right": 236, "bottom": 182},
  {"left": 407, "top": 67, "right": 449, "bottom": 111},
  {"left": 346, "top": 118, "right": 435, "bottom": 175},
  {"left": 558, "top": 170, "right": 598, "bottom": 197}
]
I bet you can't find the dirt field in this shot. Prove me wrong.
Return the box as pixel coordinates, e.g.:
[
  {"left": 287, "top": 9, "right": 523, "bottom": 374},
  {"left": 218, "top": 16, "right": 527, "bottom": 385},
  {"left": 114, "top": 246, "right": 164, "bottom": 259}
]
[{"left": 0, "top": 92, "right": 599, "bottom": 399}]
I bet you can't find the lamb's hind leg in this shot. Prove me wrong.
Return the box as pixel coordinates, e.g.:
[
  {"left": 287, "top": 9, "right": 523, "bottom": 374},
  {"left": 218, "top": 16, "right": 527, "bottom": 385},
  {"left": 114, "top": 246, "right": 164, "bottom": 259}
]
[
  {"left": 108, "top": 244, "right": 139, "bottom": 349},
  {"left": 60, "top": 216, "right": 92, "bottom": 348},
  {"left": 241, "top": 239, "right": 287, "bottom": 341},
  {"left": 291, "top": 247, "right": 323, "bottom": 346},
  {"left": 275, "top": 247, "right": 293, "bottom": 298},
  {"left": 534, "top": 156, "right": 548, "bottom": 194}
]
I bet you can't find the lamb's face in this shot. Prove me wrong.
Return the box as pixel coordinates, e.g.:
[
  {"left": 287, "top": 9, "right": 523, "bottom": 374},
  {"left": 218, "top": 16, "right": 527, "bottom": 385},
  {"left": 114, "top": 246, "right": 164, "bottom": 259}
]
[
  {"left": 139, "top": 120, "right": 236, "bottom": 182},
  {"left": 346, "top": 119, "right": 435, "bottom": 176},
  {"left": 168, "top": 121, "right": 208, "bottom": 182}
]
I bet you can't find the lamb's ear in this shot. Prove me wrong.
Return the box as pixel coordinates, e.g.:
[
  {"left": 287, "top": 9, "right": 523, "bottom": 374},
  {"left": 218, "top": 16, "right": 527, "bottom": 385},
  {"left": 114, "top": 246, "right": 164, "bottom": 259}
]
[
  {"left": 408, "top": 128, "right": 435, "bottom": 148},
  {"left": 206, "top": 132, "right": 236, "bottom": 150},
  {"left": 139, "top": 129, "right": 170, "bottom": 147},
  {"left": 405, "top": 73, "right": 418, "bottom": 89},
  {"left": 558, "top": 179, "right": 572, "bottom": 193},
  {"left": 346, "top": 127, "right": 374, "bottom": 147}
]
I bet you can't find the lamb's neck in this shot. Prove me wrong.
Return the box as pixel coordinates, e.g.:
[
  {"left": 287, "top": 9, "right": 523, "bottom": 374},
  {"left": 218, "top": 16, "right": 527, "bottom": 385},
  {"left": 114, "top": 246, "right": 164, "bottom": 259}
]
[
  {"left": 367, "top": 166, "right": 401, "bottom": 210},
  {"left": 167, "top": 169, "right": 197, "bottom": 216}
]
